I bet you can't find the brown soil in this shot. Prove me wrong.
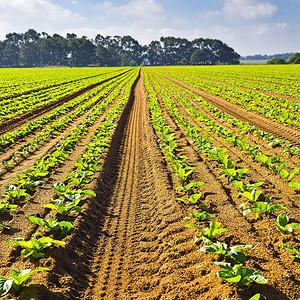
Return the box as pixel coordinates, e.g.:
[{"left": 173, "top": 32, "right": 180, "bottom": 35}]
[{"left": 0, "top": 69, "right": 299, "bottom": 300}]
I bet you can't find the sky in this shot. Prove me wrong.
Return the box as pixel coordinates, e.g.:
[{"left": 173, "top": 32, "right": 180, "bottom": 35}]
[{"left": 0, "top": 0, "right": 299, "bottom": 56}]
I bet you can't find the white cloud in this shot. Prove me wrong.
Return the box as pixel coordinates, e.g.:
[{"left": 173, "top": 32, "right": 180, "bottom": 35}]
[
  {"left": 0, "top": 0, "right": 84, "bottom": 39},
  {"left": 223, "top": 0, "right": 278, "bottom": 19},
  {"left": 95, "top": 0, "right": 165, "bottom": 23}
]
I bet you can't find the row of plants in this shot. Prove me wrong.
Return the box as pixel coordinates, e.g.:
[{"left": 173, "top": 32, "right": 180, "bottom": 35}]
[
  {"left": 148, "top": 70, "right": 300, "bottom": 192},
  {"left": 167, "top": 65, "right": 299, "bottom": 98},
  {"left": 0, "top": 70, "right": 136, "bottom": 229},
  {"left": 145, "top": 70, "right": 300, "bottom": 297},
  {"left": 0, "top": 70, "right": 131, "bottom": 152},
  {"left": 154, "top": 67, "right": 300, "bottom": 129},
  {"left": 0, "top": 68, "right": 130, "bottom": 124},
  {"left": 150, "top": 70, "right": 300, "bottom": 157},
  {"left": 144, "top": 71, "right": 272, "bottom": 300},
  {"left": 0, "top": 71, "right": 134, "bottom": 174},
  {"left": 0, "top": 67, "right": 129, "bottom": 99},
  {"left": 0, "top": 69, "right": 140, "bottom": 297}
]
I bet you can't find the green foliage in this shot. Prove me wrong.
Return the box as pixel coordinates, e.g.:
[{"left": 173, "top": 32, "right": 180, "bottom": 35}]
[
  {"left": 288, "top": 181, "right": 300, "bottom": 190},
  {"left": 0, "top": 268, "right": 49, "bottom": 296},
  {"left": 2, "top": 185, "right": 31, "bottom": 203},
  {"left": 274, "top": 214, "right": 300, "bottom": 234},
  {"left": 7, "top": 237, "right": 65, "bottom": 258},
  {"left": 26, "top": 216, "right": 73, "bottom": 236},
  {"left": 267, "top": 58, "right": 287, "bottom": 64},
  {"left": 189, "top": 211, "right": 215, "bottom": 222},
  {"left": 220, "top": 168, "right": 248, "bottom": 182},
  {"left": 214, "top": 262, "right": 267, "bottom": 286},
  {"left": 186, "top": 221, "right": 228, "bottom": 239},
  {"left": 176, "top": 181, "right": 204, "bottom": 195},
  {"left": 200, "top": 237, "right": 252, "bottom": 264},
  {"left": 243, "top": 200, "right": 286, "bottom": 220},
  {"left": 176, "top": 193, "right": 207, "bottom": 209},
  {"left": 43, "top": 196, "right": 82, "bottom": 215}
]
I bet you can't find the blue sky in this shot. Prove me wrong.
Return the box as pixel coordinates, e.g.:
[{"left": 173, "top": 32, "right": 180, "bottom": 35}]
[{"left": 0, "top": 0, "right": 299, "bottom": 55}]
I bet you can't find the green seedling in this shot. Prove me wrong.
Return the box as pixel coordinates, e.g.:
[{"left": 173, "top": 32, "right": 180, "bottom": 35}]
[
  {"left": 200, "top": 237, "right": 251, "bottom": 264},
  {"left": 220, "top": 168, "right": 248, "bottom": 182},
  {"left": 288, "top": 181, "right": 300, "bottom": 190},
  {"left": 11, "top": 178, "right": 45, "bottom": 191},
  {"left": 16, "top": 169, "right": 49, "bottom": 181},
  {"left": 231, "top": 181, "right": 264, "bottom": 203},
  {"left": 43, "top": 197, "right": 82, "bottom": 215},
  {"left": 0, "top": 201, "right": 17, "bottom": 213},
  {"left": 274, "top": 214, "right": 300, "bottom": 234},
  {"left": 52, "top": 182, "right": 96, "bottom": 198},
  {"left": 7, "top": 237, "right": 65, "bottom": 258},
  {"left": 189, "top": 211, "right": 215, "bottom": 222},
  {"left": 277, "top": 167, "right": 299, "bottom": 182},
  {"left": 0, "top": 268, "right": 49, "bottom": 296},
  {"left": 176, "top": 181, "right": 205, "bottom": 195},
  {"left": 2, "top": 185, "right": 31, "bottom": 203},
  {"left": 26, "top": 216, "right": 73, "bottom": 236},
  {"left": 243, "top": 200, "right": 286, "bottom": 220},
  {"left": 280, "top": 244, "right": 300, "bottom": 259},
  {"left": 176, "top": 193, "right": 207, "bottom": 209},
  {"left": 65, "top": 171, "right": 93, "bottom": 187},
  {"left": 186, "top": 221, "right": 228, "bottom": 240},
  {"left": 1, "top": 161, "right": 16, "bottom": 171},
  {"left": 214, "top": 262, "right": 267, "bottom": 287}
]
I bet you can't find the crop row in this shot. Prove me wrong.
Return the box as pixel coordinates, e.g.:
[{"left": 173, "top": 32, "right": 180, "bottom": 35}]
[
  {"left": 0, "top": 68, "right": 131, "bottom": 124},
  {"left": 0, "top": 67, "right": 129, "bottom": 98},
  {"left": 143, "top": 71, "right": 285, "bottom": 299},
  {"left": 0, "top": 70, "right": 133, "bottom": 157},
  {"left": 146, "top": 69, "right": 300, "bottom": 192},
  {"left": 154, "top": 67, "right": 300, "bottom": 129},
  {"left": 152, "top": 70, "right": 300, "bottom": 157},
  {"left": 0, "top": 69, "right": 139, "bottom": 297},
  {"left": 167, "top": 65, "right": 299, "bottom": 98},
  {"left": 145, "top": 68, "right": 299, "bottom": 298}
]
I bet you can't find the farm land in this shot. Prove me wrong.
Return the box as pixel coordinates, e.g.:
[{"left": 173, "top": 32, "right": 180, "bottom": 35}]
[{"left": 0, "top": 65, "right": 299, "bottom": 299}]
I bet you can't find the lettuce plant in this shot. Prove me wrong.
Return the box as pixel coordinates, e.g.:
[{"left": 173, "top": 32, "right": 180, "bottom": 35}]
[
  {"left": 214, "top": 262, "right": 267, "bottom": 286},
  {"left": 243, "top": 200, "right": 286, "bottom": 220},
  {"left": 186, "top": 221, "right": 228, "bottom": 239},
  {"left": 288, "top": 181, "right": 300, "bottom": 191},
  {"left": 26, "top": 216, "right": 73, "bottom": 236},
  {"left": 176, "top": 193, "right": 207, "bottom": 209},
  {"left": 274, "top": 214, "right": 300, "bottom": 234},
  {"left": 200, "top": 237, "right": 251, "bottom": 264},
  {"left": 220, "top": 168, "right": 248, "bottom": 182},
  {"left": 189, "top": 211, "right": 215, "bottom": 222},
  {"left": 43, "top": 197, "right": 82, "bottom": 215},
  {"left": 7, "top": 237, "right": 65, "bottom": 258},
  {"left": 0, "top": 268, "right": 49, "bottom": 296},
  {"left": 2, "top": 185, "right": 31, "bottom": 203},
  {"left": 176, "top": 181, "right": 204, "bottom": 195}
]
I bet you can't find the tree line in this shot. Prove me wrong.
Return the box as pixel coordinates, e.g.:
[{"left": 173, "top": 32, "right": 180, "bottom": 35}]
[
  {"left": 267, "top": 53, "right": 300, "bottom": 64},
  {"left": 0, "top": 29, "right": 240, "bottom": 67}
]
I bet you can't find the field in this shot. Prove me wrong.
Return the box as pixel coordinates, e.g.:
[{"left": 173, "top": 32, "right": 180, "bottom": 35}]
[{"left": 0, "top": 65, "right": 299, "bottom": 300}]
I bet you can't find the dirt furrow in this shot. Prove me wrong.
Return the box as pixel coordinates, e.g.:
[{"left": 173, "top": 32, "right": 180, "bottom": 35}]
[{"left": 158, "top": 72, "right": 300, "bottom": 147}]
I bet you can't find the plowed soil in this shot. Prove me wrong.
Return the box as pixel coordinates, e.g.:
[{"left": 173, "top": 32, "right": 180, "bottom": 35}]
[{"left": 0, "top": 68, "right": 299, "bottom": 300}]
